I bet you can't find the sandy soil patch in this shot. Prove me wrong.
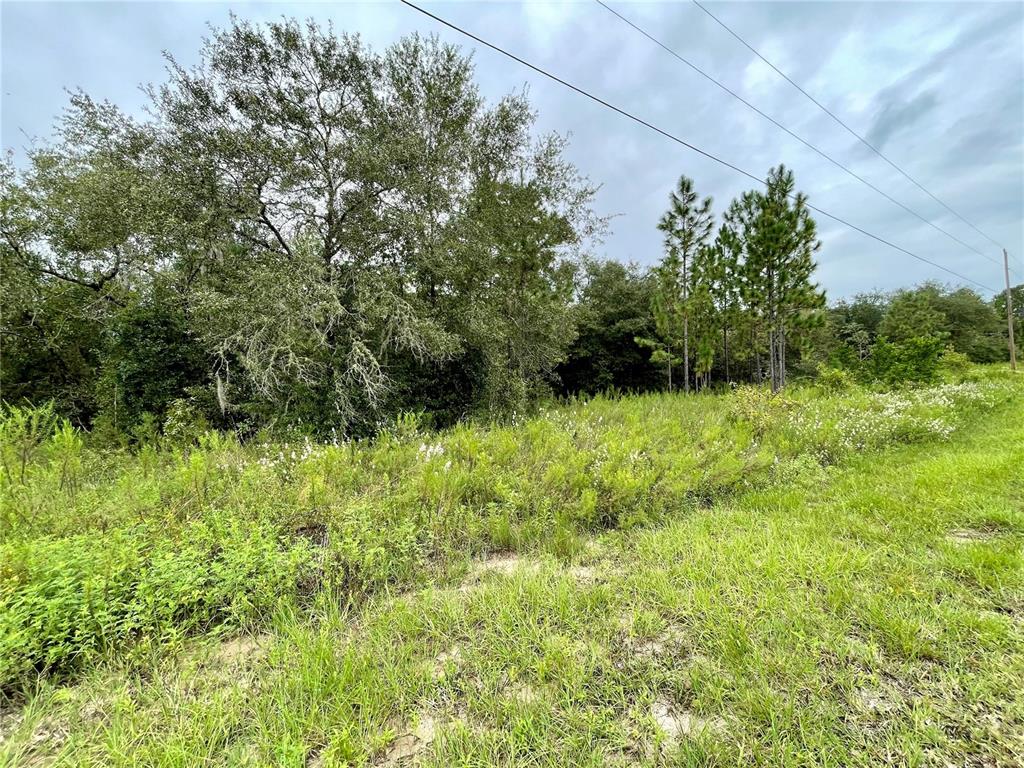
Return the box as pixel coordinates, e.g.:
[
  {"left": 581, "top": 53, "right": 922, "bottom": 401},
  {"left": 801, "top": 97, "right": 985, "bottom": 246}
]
[
  {"left": 214, "top": 633, "right": 271, "bottom": 666},
  {"left": 380, "top": 715, "right": 438, "bottom": 765},
  {"left": 946, "top": 528, "right": 998, "bottom": 544},
  {"left": 651, "top": 697, "right": 725, "bottom": 744}
]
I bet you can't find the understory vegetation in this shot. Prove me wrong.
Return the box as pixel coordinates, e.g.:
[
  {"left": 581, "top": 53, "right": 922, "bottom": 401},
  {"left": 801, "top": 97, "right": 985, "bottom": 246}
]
[{"left": 1, "top": 365, "right": 1021, "bottom": 765}]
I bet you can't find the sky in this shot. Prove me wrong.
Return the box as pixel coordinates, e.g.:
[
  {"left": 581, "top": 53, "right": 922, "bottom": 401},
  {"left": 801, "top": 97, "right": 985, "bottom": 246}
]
[{"left": 2, "top": 0, "right": 1022, "bottom": 299}]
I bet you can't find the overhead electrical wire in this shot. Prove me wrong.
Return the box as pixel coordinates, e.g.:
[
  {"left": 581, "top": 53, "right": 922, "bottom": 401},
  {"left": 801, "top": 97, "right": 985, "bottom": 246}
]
[
  {"left": 690, "top": 0, "right": 1011, "bottom": 260},
  {"left": 398, "top": 0, "right": 998, "bottom": 293},
  {"left": 596, "top": 0, "right": 1010, "bottom": 274}
]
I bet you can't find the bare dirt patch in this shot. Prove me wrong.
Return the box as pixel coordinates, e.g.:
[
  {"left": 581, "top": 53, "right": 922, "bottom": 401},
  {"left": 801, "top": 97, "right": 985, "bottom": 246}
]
[
  {"left": 0, "top": 713, "right": 69, "bottom": 760},
  {"left": 468, "top": 552, "right": 541, "bottom": 578},
  {"left": 0, "top": 709, "right": 23, "bottom": 747},
  {"left": 651, "top": 697, "right": 725, "bottom": 745},
  {"left": 508, "top": 683, "right": 541, "bottom": 704},
  {"left": 569, "top": 565, "right": 598, "bottom": 583},
  {"left": 380, "top": 715, "right": 438, "bottom": 765},
  {"left": 456, "top": 552, "right": 545, "bottom": 591},
  {"left": 430, "top": 645, "right": 463, "bottom": 680},
  {"left": 623, "top": 625, "right": 688, "bottom": 662},
  {"left": 214, "top": 633, "right": 271, "bottom": 667},
  {"left": 946, "top": 528, "right": 997, "bottom": 544},
  {"left": 853, "top": 687, "right": 898, "bottom": 715}
]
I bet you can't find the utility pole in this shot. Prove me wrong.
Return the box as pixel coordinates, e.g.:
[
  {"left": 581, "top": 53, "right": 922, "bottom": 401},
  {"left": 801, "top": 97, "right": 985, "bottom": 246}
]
[{"left": 1005, "top": 249, "right": 1017, "bottom": 371}]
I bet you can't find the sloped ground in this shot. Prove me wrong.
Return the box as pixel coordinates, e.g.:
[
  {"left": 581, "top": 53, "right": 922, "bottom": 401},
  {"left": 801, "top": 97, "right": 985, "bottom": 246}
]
[{"left": 3, "top": 390, "right": 1022, "bottom": 767}]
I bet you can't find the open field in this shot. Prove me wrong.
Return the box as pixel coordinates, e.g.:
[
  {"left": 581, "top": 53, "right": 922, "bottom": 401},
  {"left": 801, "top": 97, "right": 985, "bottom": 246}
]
[{"left": 1, "top": 368, "right": 1022, "bottom": 766}]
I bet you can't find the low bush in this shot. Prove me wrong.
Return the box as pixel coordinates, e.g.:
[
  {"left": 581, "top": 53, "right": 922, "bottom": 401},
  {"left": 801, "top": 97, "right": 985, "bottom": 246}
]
[
  {"left": 815, "top": 363, "right": 854, "bottom": 394},
  {"left": 867, "top": 335, "right": 945, "bottom": 387}
]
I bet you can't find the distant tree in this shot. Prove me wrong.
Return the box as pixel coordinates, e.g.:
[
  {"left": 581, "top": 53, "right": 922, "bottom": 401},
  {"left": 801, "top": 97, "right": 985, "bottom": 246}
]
[
  {"left": 558, "top": 260, "right": 659, "bottom": 395},
  {"left": 688, "top": 243, "right": 721, "bottom": 390},
  {"left": 877, "top": 283, "right": 1005, "bottom": 362},
  {"left": 992, "top": 283, "right": 1023, "bottom": 360},
  {"left": 709, "top": 223, "right": 745, "bottom": 383},
  {"left": 637, "top": 251, "right": 686, "bottom": 392},
  {"left": 868, "top": 335, "right": 945, "bottom": 386},
  {"left": 652, "top": 176, "right": 714, "bottom": 392},
  {"left": 0, "top": 97, "right": 175, "bottom": 423},
  {"left": 459, "top": 177, "right": 582, "bottom": 416},
  {"left": 879, "top": 287, "right": 947, "bottom": 344},
  {"left": 836, "top": 292, "right": 888, "bottom": 337},
  {"left": 95, "top": 284, "right": 208, "bottom": 432},
  {"left": 928, "top": 285, "right": 1004, "bottom": 362},
  {"left": 0, "top": 266, "right": 104, "bottom": 424}
]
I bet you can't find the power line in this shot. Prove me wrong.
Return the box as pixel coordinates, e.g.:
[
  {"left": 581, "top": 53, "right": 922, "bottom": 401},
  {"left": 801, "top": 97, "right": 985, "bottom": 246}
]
[
  {"left": 690, "top": 0, "right": 1009, "bottom": 255},
  {"left": 399, "top": 0, "right": 998, "bottom": 293},
  {"left": 595, "top": 0, "right": 1010, "bottom": 275}
]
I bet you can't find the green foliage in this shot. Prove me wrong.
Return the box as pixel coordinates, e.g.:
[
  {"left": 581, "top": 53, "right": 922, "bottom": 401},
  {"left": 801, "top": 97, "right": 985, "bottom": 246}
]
[
  {"left": 0, "top": 519, "right": 312, "bottom": 688},
  {"left": 96, "top": 288, "right": 208, "bottom": 433},
  {"left": 878, "top": 288, "right": 947, "bottom": 344},
  {"left": 0, "top": 402, "right": 60, "bottom": 486},
  {"left": 867, "top": 336, "right": 945, "bottom": 387},
  {"left": 992, "top": 282, "right": 1022, "bottom": 359},
  {"left": 878, "top": 283, "right": 1005, "bottom": 363},
  {"left": 641, "top": 175, "right": 715, "bottom": 392},
  {"left": 2, "top": 13, "right": 1012, "bottom": 449},
  {"left": 726, "top": 384, "right": 796, "bottom": 438},
  {"left": 2, "top": 21, "right": 601, "bottom": 439},
  {"left": 725, "top": 166, "right": 825, "bottom": 392},
  {"left": 5, "top": 378, "right": 1022, "bottom": 767},
  {"left": 162, "top": 399, "right": 210, "bottom": 447},
  {"left": 558, "top": 260, "right": 660, "bottom": 394},
  {"left": 940, "top": 346, "right": 972, "bottom": 378},
  {"left": 815, "top": 363, "right": 854, "bottom": 393}
]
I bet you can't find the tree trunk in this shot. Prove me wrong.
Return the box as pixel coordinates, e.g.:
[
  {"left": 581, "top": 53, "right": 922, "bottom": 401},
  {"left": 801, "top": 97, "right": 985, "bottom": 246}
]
[
  {"left": 683, "top": 317, "right": 690, "bottom": 393},
  {"left": 752, "top": 324, "right": 761, "bottom": 383},
  {"left": 723, "top": 325, "right": 730, "bottom": 384},
  {"left": 779, "top": 322, "right": 787, "bottom": 390}
]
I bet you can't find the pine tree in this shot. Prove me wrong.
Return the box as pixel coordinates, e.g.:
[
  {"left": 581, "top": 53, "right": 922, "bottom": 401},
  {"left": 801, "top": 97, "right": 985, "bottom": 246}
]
[
  {"left": 724, "top": 166, "right": 824, "bottom": 391},
  {"left": 708, "top": 227, "right": 742, "bottom": 384},
  {"left": 654, "top": 176, "right": 714, "bottom": 392},
  {"left": 689, "top": 243, "right": 719, "bottom": 390},
  {"left": 637, "top": 250, "right": 686, "bottom": 391}
]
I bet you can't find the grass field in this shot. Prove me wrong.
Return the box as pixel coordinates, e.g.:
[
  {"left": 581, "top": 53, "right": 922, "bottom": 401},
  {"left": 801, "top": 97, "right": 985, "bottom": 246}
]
[{"left": 1, "top": 369, "right": 1022, "bottom": 766}]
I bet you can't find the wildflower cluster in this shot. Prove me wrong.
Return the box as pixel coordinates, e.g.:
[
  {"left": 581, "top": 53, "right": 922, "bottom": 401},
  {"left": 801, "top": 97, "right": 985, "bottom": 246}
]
[
  {"left": 417, "top": 442, "right": 445, "bottom": 461},
  {"left": 787, "top": 380, "right": 1008, "bottom": 461},
  {"left": 254, "top": 436, "right": 331, "bottom": 480}
]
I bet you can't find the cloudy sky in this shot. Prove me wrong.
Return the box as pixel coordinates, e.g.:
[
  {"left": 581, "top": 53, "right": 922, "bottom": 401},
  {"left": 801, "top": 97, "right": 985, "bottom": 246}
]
[{"left": 2, "top": 0, "right": 1022, "bottom": 299}]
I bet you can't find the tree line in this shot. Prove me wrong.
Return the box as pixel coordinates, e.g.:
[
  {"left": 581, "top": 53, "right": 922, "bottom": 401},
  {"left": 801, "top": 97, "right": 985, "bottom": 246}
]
[
  {"left": 1, "top": 17, "right": 1018, "bottom": 441},
  {"left": 563, "top": 263, "right": 1019, "bottom": 396}
]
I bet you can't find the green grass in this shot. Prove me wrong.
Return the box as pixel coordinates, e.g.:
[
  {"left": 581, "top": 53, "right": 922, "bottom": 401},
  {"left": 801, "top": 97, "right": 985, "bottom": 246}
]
[{"left": 1, "top": 369, "right": 1022, "bottom": 766}]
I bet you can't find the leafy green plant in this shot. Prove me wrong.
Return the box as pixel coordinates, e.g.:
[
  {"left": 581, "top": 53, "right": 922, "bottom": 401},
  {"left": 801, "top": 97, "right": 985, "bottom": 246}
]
[
  {"left": 940, "top": 346, "right": 972, "bottom": 379},
  {"left": 163, "top": 398, "right": 210, "bottom": 447},
  {"left": 50, "top": 420, "right": 83, "bottom": 495},
  {"left": 867, "top": 336, "right": 945, "bottom": 387},
  {"left": 815, "top": 363, "right": 854, "bottom": 393},
  {"left": 0, "top": 402, "right": 58, "bottom": 486}
]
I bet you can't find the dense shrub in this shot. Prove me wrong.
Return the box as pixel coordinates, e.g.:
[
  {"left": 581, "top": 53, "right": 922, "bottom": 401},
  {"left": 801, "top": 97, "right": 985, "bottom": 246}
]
[{"left": 867, "top": 336, "right": 945, "bottom": 386}]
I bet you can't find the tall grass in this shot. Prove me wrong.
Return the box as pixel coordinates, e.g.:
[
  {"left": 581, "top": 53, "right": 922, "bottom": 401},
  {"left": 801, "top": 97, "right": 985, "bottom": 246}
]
[{"left": 1, "top": 368, "right": 1018, "bottom": 694}]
